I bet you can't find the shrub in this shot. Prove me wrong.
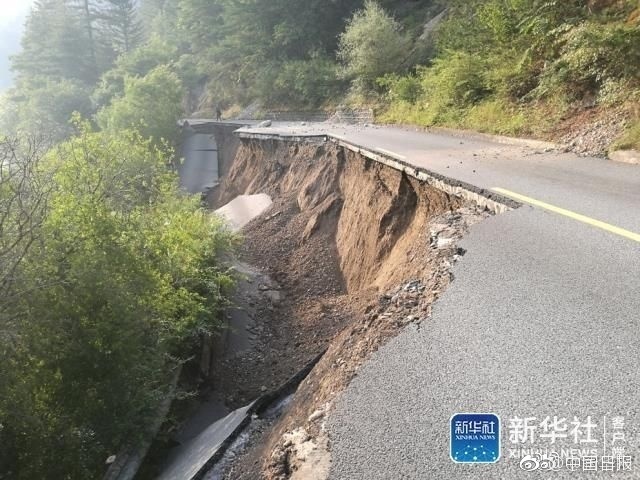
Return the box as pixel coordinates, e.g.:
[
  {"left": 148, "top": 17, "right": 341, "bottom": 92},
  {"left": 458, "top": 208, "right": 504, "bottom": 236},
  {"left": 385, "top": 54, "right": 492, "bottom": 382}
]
[
  {"left": 378, "top": 74, "right": 423, "bottom": 104},
  {"left": 4, "top": 77, "right": 92, "bottom": 139},
  {"left": 613, "top": 118, "right": 640, "bottom": 151},
  {"left": 463, "top": 99, "right": 527, "bottom": 136},
  {"left": 92, "top": 37, "right": 180, "bottom": 110},
  {"left": 0, "top": 124, "right": 236, "bottom": 478},
  {"left": 415, "top": 52, "right": 491, "bottom": 124},
  {"left": 338, "top": 0, "right": 410, "bottom": 91},
  {"left": 257, "top": 56, "right": 345, "bottom": 108},
  {"left": 97, "top": 65, "right": 184, "bottom": 144},
  {"left": 538, "top": 21, "right": 640, "bottom": 97}
]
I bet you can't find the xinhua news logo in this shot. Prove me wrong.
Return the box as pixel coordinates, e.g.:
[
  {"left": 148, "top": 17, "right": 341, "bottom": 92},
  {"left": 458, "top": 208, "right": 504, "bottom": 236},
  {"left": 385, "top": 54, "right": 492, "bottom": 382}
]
[{"left": 450, "top": 413, "right": 501, "bottom": 464}]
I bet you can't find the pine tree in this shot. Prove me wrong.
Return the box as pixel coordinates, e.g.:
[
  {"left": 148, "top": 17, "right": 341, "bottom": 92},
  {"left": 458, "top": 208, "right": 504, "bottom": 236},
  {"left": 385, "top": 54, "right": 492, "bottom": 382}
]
[
  {"left": 140, "top": 0, "right": 172, "bottom": 26},
  {"left": 177, "top": 0, "right": 224, "bottom": 52},
  {"left": 12, "top": 0, "right": 97, "bottom": 84},
  {"left": 70, "top": 0, "right": 99, "bottom": 74},
  {"left": 99, "top": 0, "right": 143, "bottom": 57},
  {"left": 139, "top": 0, "right": 182, "bottom": 44}
]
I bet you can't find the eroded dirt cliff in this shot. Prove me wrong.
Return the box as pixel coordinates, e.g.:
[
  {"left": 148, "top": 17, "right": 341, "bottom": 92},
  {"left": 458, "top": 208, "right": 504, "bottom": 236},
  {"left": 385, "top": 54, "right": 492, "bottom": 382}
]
[{"left": 209, "top": 138, "right": 490, "bottom": 479}]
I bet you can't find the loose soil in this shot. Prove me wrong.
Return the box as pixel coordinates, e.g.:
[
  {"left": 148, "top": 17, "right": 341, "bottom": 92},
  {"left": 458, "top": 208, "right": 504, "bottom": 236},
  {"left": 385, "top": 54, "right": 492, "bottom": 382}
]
[
  {"left": 553, "top": 104, "right": 633, "bottom": 157},
  {"left": 207, "top": 138, "right": 490, "bottom": 479}
]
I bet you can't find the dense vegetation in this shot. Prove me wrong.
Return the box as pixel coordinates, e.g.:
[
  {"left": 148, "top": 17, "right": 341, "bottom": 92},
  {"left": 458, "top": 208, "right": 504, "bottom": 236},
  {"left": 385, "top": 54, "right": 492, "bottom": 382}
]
[
  {"left": 2, "top": 0, "right": 638, "bottom": 149},
  {"left": 0, "top": 122, "right": 236, "bottom": 477},
  {"left": 381, "top": 0, "right": 640, "bottom": 147},
  {"left": 0, "top": 2, "right": 238, "bottom": 478},
  {"left": 0, "top": 0, "right": 445, "bottom": 138},
  {"left": 1, "top": 0, "right": 639, "bottom": 477}
]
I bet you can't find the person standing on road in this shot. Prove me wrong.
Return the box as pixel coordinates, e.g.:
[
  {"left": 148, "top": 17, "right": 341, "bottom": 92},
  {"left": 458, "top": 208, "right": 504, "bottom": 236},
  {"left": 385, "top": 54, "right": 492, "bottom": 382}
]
[{"left": 216, "top": 107, "right": 222, "bottom": 122}]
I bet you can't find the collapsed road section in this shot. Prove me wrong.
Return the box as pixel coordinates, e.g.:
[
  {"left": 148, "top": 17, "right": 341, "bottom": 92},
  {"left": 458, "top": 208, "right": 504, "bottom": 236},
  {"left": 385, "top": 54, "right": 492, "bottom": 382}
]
[{"left": 162, "top": 123, "right": 516, "bottom": 480}]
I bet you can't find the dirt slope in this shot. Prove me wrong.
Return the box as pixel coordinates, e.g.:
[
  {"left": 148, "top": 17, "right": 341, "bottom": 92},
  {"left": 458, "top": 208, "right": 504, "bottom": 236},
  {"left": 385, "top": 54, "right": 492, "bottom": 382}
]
[{"left": 210, "top": 138, "right": 489, "bottom": 479}]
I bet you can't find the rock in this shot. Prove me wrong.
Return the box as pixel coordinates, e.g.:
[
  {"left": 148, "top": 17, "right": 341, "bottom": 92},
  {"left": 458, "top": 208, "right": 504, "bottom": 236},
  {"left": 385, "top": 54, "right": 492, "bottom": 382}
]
[
  {"left": 265, "top": 290, "right": 283, "bottom": 305},
  {"left": 266, "top": 211, "right": 282, "bottom": 221},
  {"left": 258, "top": 120, "right": 272, "bottom": 128},
  {"left": 403, "top": 280, "right": 421, "bottom": 292},
  {"left": 436, "top": 237, "right": 455, "bottom": 249},
  {"left": 379, "top": 294, "right": 392, "bottom": 304},
  {"left": 308, "top": 409, "right": 325, "bottom": 422}
]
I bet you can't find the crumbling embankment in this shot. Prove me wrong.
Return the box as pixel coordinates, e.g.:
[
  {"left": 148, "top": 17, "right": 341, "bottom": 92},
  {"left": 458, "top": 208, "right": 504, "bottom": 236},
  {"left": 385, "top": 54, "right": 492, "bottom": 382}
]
[
  {"left": 216, "top": 139, "right": 470, "bottom": 290},
  {"left": 210, "top": 136, "right": 491, "bottom": 479}
]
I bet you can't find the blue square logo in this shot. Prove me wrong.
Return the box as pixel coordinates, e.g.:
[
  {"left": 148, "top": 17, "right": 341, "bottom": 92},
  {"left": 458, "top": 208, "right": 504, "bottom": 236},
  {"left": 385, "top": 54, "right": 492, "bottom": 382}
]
[{"left": 450, "top": 413, "right": 500, "bottom": 463}]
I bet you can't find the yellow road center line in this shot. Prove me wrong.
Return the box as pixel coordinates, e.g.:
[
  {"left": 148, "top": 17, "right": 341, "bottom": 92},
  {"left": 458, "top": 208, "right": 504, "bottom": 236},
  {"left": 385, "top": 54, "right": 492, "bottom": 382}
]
[
  {"left": 492, "top": 187, "right": 640, "bottom": 243},
  {"left": 376, "top": 147, "right": 407, "bottom": 160}
]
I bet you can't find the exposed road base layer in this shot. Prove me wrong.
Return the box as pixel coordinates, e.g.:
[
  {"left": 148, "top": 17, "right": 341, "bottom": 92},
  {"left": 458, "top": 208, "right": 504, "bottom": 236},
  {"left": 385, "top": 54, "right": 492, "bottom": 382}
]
[
  {"left": 206, "top": 137, "right": 492, "bottom": 479},
  {"left": 235, "top": 131, "right": 520, "bottom": 214}
]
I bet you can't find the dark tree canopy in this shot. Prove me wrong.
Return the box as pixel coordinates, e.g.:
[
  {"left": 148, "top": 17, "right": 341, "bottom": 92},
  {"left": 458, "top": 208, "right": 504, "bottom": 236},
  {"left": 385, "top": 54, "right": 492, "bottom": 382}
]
[{"left": 12, "top": 0, "right": 96, "bottom": 84}]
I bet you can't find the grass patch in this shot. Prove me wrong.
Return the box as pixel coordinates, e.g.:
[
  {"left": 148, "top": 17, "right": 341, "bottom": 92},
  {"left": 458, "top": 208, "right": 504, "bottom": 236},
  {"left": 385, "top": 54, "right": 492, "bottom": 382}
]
[
  {"left": 462, "top": 100, "right": 527, "bottom": 136},
  {"left": 612, "top": 119, "right": 640, "bottom": 151},
  {"left": 378, "top": 96, "right": 565, "bottom": 140}
]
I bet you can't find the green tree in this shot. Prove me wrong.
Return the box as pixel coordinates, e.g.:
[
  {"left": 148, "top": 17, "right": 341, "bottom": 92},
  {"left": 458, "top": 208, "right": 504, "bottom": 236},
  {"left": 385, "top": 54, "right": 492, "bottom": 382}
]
[
  {"left": 338, "top": 0, "right": 410, "bottom": 92},
  {"left": 257, "top": 56, "right": 346, "bottom": 108},
  {"left": 70, "top": 0, "right": 101, "bottom": 74},
  {"left": 0, "top": 124, "right": 235, "bottom": 478},
  {"left": 99, "top": 0, "right": 144, "bottom": 57},
  {"left": 139, "top": 0, "right": 172, "bottom": 33},
  {"left": 198, "top": 0, "right": 361, "bottom": 106},
  {"left": 12, "top": 0, "right": 97, "bottom": 85},
  {"left": 4, "top": 77, "right": 92, "bottom": 139},
  {"left": 0, "top": 136, "right": 51, "bottom": 330},
  {"left": 140, "top": 0, "right": 183, "bottom": 46},
  {"left": 91, "top": 35, "right": 180, "bottom": 109},
  {"left": 177, "top": 0, "right": 225, "bottom": 52},
  {"left": 97, "top": 65, "right": 184, "bottom": 143}
]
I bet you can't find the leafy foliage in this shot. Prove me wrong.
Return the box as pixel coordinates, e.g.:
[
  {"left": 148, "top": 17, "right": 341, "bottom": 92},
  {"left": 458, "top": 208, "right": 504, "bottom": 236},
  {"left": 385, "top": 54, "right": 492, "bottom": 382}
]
[
  {"left": 92, "top": 36, "right": 180, "bottom": 109},
  {"left": 8, "top": 77, "right": 93, "bottom": 139},
  {"left": 0, "top": 123, "right": 236, "bottom": 478},
  {"left": 381, "top": 0, "right": 640, "bottom": 138},
  {"left": 338, "top": 0, "right": 410, "bottom": 92},
  {"left": 97, "top": 65, "right": 184, "bottom": 144},
  {"left": 177, "top": 0, "right": 224, "bottom": 52},
  {"left": 538, "top": 21, "right": 640, "bottom": 97},
  {"left": 257, "top": 57, "right": 346, "bottom": 108},
  {"left": 12, "top": 0, "right": 97, "bottom": 85},
  {"left": 378, "top": 74, "right": 423, "bottom": 104},
  {"left": 5, "top": 0, "right": 147, "bottom": 140},
  {"left": 613, "top": 117, "right": 640, "bottom": 151}
]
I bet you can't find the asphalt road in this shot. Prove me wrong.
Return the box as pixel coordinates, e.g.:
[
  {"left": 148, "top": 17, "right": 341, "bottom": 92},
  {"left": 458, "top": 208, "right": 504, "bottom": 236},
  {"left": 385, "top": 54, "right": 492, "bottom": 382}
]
[{"left": 236, "top": 122, "right": 640, "bottom": 479}]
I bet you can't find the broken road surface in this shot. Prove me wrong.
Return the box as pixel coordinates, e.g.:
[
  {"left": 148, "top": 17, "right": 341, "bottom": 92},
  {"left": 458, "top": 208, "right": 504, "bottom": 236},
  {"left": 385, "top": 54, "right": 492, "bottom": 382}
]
[{"left": 236, "top": 123, "right": 640, "bottom": 479}]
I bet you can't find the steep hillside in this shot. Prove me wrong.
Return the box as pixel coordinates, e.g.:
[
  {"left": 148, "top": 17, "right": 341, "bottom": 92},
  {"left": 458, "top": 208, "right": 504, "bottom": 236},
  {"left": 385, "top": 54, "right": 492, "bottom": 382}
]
[
  {"left": 3, "top": 1, "right": 638, "bottom": 157},
  {"left": 380, "top": 0, "right": 640, "bottom": 156}
]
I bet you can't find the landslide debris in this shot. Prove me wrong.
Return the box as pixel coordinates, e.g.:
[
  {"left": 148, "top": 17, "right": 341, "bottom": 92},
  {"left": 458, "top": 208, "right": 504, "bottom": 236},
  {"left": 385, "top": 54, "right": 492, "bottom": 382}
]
[{"left": 208, "top": 138, "right": 490, "bottom": 479}]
